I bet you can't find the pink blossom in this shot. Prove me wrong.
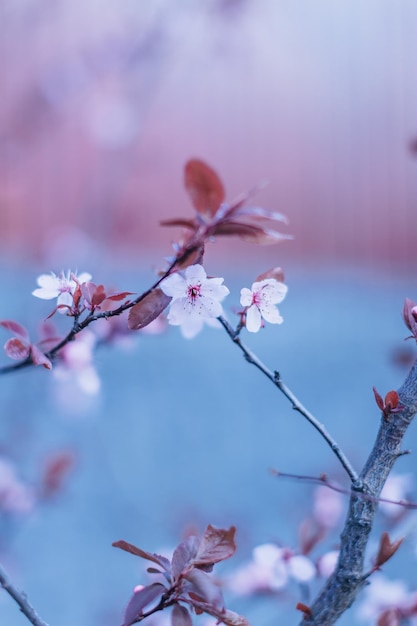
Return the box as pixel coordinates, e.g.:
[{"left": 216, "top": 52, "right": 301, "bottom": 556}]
[
  {"left": 228, "top": 543, "right": 315, "bottom": 595},
  {"left": 33, "top": 270, "right": 92, "bottom": 313},
  {"left": 160, "top": 264, "right": 229, "bottom": 338},
  {"left": 317, "top": 550, "right": 339, "bottom": 578},
  {"left": 240, "top": 279, "right": 287, "bottom": 333},
  {"left": 313, "top": 485, "right": 344, "bottom": 529},
  {"left": 380, "top": 473, "right": 413, "bottom": 519},
  {"left": 0, "top": 458, "right": 34, "bottom": 514},
  {"left": 53, "top": 330, "right": 100, "bottom": 395},
  {"left": 356, "top": 574, "right": 417, "bottom": 624}
]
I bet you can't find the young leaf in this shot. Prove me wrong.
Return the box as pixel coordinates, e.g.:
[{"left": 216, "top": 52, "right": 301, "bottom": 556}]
[
  {"left": 123, "top": 583, "right": 166, "bottom": 626},
  {"left": 375, "top": 532, "right": 404, "bottom": 568},
  {"left": 171, "top": 604, "right": 193, "bottom": 626},
  {"left": 112, "top": 540, "right": 171, "bottom": 572},
  {"left": 0, "top": 319, "right": 30, "bottom": 340},
  {"left": 184, "top": 568, "right": 224, "bottom": 609},
  {"left": 30, "top": 344, "right": 53, "bottom": 369},
  {"left": 194, "top": 525, "right": 236, "bottom": 566},
  {"left": 171, "top": 535, "right": 200, "bottom": 581},
  {"left": 373, "top": 387, "right": 385, "bottom": 412},
  {"left": 128, "top": 289, "right": 171, "bottom": 331},
  {"left": 255, "top": 267, "right": 285, "bottom": 284},
  {"left": 184, "top": 159, "right": 225, "bottom": 219},
  {"left": 4, "top": 337, "right": 30, "bottom": 360}
]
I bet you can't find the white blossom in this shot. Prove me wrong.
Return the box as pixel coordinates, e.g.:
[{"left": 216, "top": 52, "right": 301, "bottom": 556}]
[
  {"left": 33, "top": 270, "right": 92, "bottom": 312},
  {"left": 240, "top": 279, "right": 287, "bottom": 333},
  {"left": 160, "top": 264, "right": 229, "bottom": 339}
]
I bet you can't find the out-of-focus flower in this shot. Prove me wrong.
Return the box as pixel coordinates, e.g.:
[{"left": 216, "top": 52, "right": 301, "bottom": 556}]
[
  {"left": 313, "top": 485, "right": 344, "bottom": 529},
  {"left": 33, "top": 270, "right": 92, "bottom": 312},
  {"left": 0, "top": 320, "right": 52, "bottom": 369},
  {"left": 0, "top": 457, "right": 34, "bottom": 515},
  {"left": 160, "top": 264, "right": 229, "bottom": 339},
  {"left": 240, "top": 279, "right": 287, "bottom": 333},
  {"left": 356, "top": 574, "right": 417, "bottom": 624},
  {"left": 53, "top": 330, "right": 100, "bottom": 395},
  {"left": 227, "top": 543, "right": 315, "bottom": 595},
  {"left": 380, "top": 473, "right": 413, "bottom": 520},
  {"left": 317, "top": 550, "right": 339, "bottom": 578}
]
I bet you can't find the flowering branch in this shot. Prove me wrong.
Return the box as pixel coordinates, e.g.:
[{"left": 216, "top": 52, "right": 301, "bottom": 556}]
[
  {"left": 299, "top": 356, "right": 417, "bottom": 625},
  {"left": 217, "top": 315, "right": 358, "bottom": 483},
  {"left": 0, "top": 562, "right": 49, "bottom": 626}
]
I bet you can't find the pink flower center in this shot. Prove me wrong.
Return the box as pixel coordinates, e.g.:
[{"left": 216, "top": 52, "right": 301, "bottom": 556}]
[
  {"left": 251, "top": 290, "right": 262, "bottom": 306},
  {"left": 187, "top": 284, "right": 201, "bottom": 302}
]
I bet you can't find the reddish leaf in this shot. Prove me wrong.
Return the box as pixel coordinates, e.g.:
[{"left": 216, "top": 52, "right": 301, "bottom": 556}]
[
  {"left": 174, "top": 245, "right": 205, "bottom": 270},
  {"left": 105, "top": 291, "right": 134, "bottom": 302},
  {"left": 377, "top": 608, "right": 400, "bottom": 626},
  {"left": 296, "top": 602, "right": 312, "bottom": 617},
  {"left": 184, "top": 568, "right": 224, "bottom": 609},
  {"left": 232, "top": 205, "right": 288, "bottom": 224},
  {"left": 190, "top": 600, "right": 250, "bottom": 626},
  {"left": 123, "top": 583, "right": 166, "bottom": 626},
  {"left": 128, "top": 289, "right": 171, "bottom": 331},
  {"left": 42, "top": 451, "right": 75, "bottom": 496},
  {"left": 171, "top": 604, "right": 193, "bottom": 626},
  {"left": 0, "top": 320, "right": 29, "bottom": 340},
  {"left": 171, "top": 536, "right": 200, "bottom": 581},
  {"left": 255, "top": 267, "right": 285, "bottom": 284},
  {"left": 184, "top": 159, "right": 225, "bottom": 218},
  {"left": 4, "top": 337, "right": 30, "bottom": 360},
  {"left": 112, "top": 540, "right": 171, "bottom": 572},
  {"left": 30, "top": 344, "right": 53, "bottom": 369},
  {"left": 160, "top": 218, "right": 197, "bottom": 230},
  {"left": 375, "top": 532, "right": 403, "bottom": 568},
  {"left": 373, "top": 387, "right": 385, "bottom": 412},
  {"left": 194, "top": 525, "right": 236, "bottom": 566}
]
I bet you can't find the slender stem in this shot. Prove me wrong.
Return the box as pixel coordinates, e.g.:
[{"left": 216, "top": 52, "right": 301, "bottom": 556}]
[
  {"left": 218, "top": 316, "right": 358, "bottom": 482},
  {"left": 0, "top": 562, "right": 49, "bottom": 626},
  {"left": 0, "top": 251, "right": 193, "bottom": 375}
]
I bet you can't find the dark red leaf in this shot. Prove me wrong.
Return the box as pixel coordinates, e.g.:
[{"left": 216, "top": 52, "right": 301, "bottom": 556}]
[
  {"left": 171, "top": 604, "right": 193, "bottom": 626},
  {"left": 184, "top": 159, "right": 225, "bottom": 218},
  {"left": 255, "top": 267, "right": 285, "bottom": 284},
  {"left": 190, "top": 600, "right": 250, "bottom": 626},
  {"left": 128, "top": 289, "right": 171, "bottom": 331},
  {"left": 373, "top": 387, "right": 385, "bottom": 412},
  {"left": 184, "top": 568, "right": 224, "bottom": 609},
  {"left": 171, "top": 536, "right": 200, "bottom": 581},
  {"left": 160, "top": 218, "right": 197, "bottom": 230},
  {"left": 296, "top": 602, "right": 312, "bottom": 617},
  {"left": 375, "top": 532, "right": 403, "bottom": 568},
  {"left": 112, "top": 540, "right": 171, "bottom": 572},
  {"left": 174, "top": 245, "right": 205, "bottom": 270},
  {"left": 123, "top": 583, "right": 166, "bottom": 626},
  {"left": 194, "top": 525, "right": 236, "bottom": 566},
  {"left": 42, "top": 451, "right": 75, "bottom": 496},
  {"left": 377, "top": 609, "right": 400, "bottom": 626},
  {"left": 30, "top": 344, "right": 53, "bottom": 369},
  {"left": 0, "top": 320, "right": 29, "bottom": 340},
  {"left": 4, "top": 337, "right": 30, "bottom": 360},
  {"left": 105, "top": 291, "right": 134, "bottom": 302}
]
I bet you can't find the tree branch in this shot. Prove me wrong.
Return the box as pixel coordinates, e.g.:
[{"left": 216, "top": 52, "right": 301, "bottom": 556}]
[
  {"left": 0, "top": 562, "right": 49, "bottom": 626},
  {"left": 301, "top": 356, "right": 417, "bottom": 625},
  {"left": 218, "top": 316, "right": 358, "bottom": 483}
]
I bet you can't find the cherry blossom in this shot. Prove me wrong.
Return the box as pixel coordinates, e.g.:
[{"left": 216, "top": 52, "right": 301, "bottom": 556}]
[
  {"left": 53, "top": 330, "right": 100, "bottom": 395},
  {"left": 240, "top": 278, "right": 287, "bottom": 333},
  {"left": 356, "top": 574, "right": 417, "bottom": 624},
  {"left": 227, "top": 543, "right": 315, "bottom": 595},
  {"left": 0, "top": 457, "right": 35, "bottom": 515},
  {"left": 32, "top": 270, "right": 92, "bottom": 312},
  {"left": 160, "top": 264, "right": 229, "bottom": 339}
]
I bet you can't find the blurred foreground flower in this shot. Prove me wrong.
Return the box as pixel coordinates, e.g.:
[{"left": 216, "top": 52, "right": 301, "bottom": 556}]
[
  {"left": 228, "top": 543, "right": 315, "bottom": 595},
  {"left": 240, "top": 278, "right": 287, "bottom": 333},
  {"left": 33, "top": 270, "right": 92, "bottom": 312},
  {"left": 160, "top": 264, "right": 229, "bottom": 339},
  {"left": 53, "top": 330, "right": 100, "bottom": 395}
]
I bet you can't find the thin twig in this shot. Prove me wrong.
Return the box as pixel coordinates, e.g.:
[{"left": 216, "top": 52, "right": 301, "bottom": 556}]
[
  {"left": 0, "top": 562, "right": 49, "bottom": 626},
  {"left": 271, "top": 469, "right": 417, "bottom": 510},
  {"left": 218, "top": 316, "right": 358, "bottom": 483}
]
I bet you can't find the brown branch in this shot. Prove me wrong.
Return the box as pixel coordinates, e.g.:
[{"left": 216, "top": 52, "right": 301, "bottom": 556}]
[
  {"left": 218, "top": 316, "right": 358, "bottom": 483},
  {"left": 0, "top": 562, "right": 49, "bottom": 626},
  {"left": 300, "top": 356, "right": 417, "bottom": 625}
]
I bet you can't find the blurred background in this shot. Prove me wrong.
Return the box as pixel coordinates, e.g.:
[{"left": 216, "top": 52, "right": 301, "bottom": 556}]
[{"left": 2, "top": 1, "right": 417, "bottom": 625}]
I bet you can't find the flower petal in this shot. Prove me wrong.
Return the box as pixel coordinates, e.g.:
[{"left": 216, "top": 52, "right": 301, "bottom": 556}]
[
  {"left": 160, "top": 273, "right": 187, "bottom": 298},
  {"left": 184, "top": 264, "right": 207, "bottom": 284},
  {"left": 259, "top": 303, "right": 283, "bottom": 325},
  {"left": 240, "top": 287, "right": 253, "bottom": 307},
  {"left": 246, "top": 305, "right": 262, "bottom": 332}
]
